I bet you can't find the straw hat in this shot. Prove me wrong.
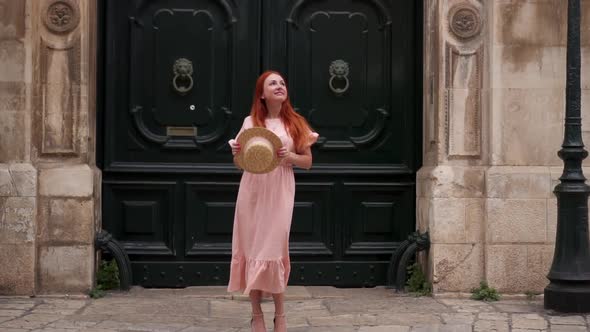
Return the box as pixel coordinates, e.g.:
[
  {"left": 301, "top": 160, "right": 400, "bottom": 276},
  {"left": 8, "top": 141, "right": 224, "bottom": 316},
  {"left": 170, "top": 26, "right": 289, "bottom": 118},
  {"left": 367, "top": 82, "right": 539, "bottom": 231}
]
[{"left": 235, "top": 127, "right": 283, "bottom": 174}]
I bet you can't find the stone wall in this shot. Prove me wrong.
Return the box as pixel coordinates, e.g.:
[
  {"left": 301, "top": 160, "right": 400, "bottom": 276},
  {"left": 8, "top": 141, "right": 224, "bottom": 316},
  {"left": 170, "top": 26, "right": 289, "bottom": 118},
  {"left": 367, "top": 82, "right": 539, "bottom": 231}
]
[
  {"left": 420, "top": 0, "right": 590, "bottom": 294},
  {"left": 0, "top": 0, "right": 37, "bottom": 295},
  {"left": 485, "top": 0, "right": 590, "bottom": 294},
  {"left": 0, "top": 0, "right": 98, "bottom": 295}
]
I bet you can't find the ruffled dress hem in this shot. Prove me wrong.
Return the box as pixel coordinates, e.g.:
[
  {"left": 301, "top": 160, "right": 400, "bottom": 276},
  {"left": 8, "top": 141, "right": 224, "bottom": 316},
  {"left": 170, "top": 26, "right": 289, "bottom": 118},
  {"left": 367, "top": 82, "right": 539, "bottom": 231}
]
[{"left": 227, "top": 256, "right": 290, "bottom": 295}]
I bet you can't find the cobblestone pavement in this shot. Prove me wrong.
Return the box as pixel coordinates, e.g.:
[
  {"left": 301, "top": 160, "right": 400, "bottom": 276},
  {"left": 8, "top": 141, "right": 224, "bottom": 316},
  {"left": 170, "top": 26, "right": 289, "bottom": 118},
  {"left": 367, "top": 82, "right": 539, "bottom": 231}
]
[{"left": 0, "top": 286, "right": 589, "bottom": 331}]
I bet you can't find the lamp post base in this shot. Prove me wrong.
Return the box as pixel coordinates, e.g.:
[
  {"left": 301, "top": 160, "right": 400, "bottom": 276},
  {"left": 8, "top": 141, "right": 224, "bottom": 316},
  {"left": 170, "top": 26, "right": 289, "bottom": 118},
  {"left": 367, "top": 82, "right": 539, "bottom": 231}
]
[{"left": 545, "top": 281, "right": 590, "bottom": 313}]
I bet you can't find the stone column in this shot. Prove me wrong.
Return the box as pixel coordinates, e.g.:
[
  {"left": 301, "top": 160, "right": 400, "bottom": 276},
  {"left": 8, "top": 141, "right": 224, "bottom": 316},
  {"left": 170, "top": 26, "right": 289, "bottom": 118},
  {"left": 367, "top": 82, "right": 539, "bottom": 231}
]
[
  {"left": 0, "top": 0, "right": 37, "bottom": 295},
  {"left": 31, "top": 0, "right": 98, "bottom": 294},
  {"left": 419, "top": 0, "right": 487, "bottom": 292}
]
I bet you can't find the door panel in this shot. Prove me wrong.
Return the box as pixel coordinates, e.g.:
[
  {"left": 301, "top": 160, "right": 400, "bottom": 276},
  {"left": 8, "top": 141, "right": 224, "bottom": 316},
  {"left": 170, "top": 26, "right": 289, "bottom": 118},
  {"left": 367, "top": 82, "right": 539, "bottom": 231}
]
[
  {"left": 104, "top": 0, "right": 259, "bottom": 165},
  {"left": 184, "top": 181, "right": 238, "bottom": 256},
  {"left": 290, "top": 182, "right": 336, "bottom": 257},
  {"left": 264, "top": 0, "right": 416, "bottom": 167},
  {"left": 103, "top": 181, "right": 176, "bottom": 257},
  {"left": 341, "top": 182, "right": 415, "bottom": 257},
  {"left": 101, "top": 0, "right": 420, "bottom": 287}
]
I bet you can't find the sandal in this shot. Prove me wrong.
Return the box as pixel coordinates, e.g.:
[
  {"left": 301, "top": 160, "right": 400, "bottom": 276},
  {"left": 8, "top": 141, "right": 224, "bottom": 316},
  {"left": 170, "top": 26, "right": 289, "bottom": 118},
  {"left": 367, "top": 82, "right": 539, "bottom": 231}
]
[
  {"left": 250, "top": 312, "right": 266, "bottom": 332},
  {"left": 273, "top": 312, "right": 286, "bottom": 332}
]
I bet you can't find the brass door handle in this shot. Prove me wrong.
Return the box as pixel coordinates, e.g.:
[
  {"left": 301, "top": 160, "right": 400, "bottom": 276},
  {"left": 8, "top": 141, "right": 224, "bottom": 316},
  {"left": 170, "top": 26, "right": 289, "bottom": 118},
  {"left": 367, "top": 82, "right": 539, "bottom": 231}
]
[{"left": 172, "top": 58, "right": 194, "bottom": 95}]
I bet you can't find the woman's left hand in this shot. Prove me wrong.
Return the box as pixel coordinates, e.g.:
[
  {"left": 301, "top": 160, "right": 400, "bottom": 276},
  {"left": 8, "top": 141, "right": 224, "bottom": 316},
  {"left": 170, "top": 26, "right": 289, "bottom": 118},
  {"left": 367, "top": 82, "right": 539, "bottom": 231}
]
[{"left": 277, "top": 147, "right": 291, "bottom": 161}]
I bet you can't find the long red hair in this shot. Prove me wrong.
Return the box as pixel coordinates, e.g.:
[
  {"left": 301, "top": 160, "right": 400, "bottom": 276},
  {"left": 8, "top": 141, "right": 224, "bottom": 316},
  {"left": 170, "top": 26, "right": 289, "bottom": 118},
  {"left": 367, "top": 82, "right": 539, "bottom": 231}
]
[{"left": 250, "top": 71, "right": 313, "bottom": 152}]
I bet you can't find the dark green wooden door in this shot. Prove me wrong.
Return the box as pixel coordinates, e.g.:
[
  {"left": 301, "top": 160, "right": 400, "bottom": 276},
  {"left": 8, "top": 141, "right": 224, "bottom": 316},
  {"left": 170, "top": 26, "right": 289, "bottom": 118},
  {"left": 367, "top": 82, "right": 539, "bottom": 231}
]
[{"left": 100, "top": 0, "right": 420, "bottom": 287}]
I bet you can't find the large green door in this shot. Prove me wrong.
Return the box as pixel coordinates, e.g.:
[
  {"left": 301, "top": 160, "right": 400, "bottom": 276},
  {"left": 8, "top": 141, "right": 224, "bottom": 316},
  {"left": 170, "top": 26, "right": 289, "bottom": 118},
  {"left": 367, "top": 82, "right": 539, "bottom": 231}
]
[{"left": 100, "top": 0, "right": 421, "bottom": 287}]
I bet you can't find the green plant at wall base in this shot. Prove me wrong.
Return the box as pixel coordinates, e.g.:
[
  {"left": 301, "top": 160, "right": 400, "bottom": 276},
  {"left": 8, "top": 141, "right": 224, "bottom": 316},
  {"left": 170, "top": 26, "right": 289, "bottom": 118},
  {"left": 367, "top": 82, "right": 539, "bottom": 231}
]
[
  {"left": 97, "top": 259, "right": 120, "bottom": 290},
  {"left": 88, "top": 259, "right": 120, "bottom": 298},
  {"left": 89, "top": 288, "right": 106, "bottom": 299},
  {"left": 406, "top": 263, "right": 432, "bottom": 296},
  {"left": 471, "top": 281, "right": 500, "bottom": 301},
  {"left": 88, "top": 259, "right": 120, "bottom": 299}
]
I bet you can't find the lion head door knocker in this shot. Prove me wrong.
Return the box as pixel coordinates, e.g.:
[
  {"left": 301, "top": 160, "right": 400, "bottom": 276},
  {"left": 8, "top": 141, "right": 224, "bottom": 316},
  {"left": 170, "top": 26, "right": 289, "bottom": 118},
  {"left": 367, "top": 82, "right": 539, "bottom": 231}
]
[
  {"left": 172, "top": 58, "right": 194, "bottom": 96},
  {"left": 328, "top": 59, "right": 350, "bottom": 96}
]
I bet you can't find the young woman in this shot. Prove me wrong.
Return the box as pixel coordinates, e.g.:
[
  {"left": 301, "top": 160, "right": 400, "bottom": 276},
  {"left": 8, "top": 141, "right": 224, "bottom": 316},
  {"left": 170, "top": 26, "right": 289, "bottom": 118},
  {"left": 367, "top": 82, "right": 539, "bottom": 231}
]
[{"left": 227, "top": 71, "right": 318, "bottom": 332}]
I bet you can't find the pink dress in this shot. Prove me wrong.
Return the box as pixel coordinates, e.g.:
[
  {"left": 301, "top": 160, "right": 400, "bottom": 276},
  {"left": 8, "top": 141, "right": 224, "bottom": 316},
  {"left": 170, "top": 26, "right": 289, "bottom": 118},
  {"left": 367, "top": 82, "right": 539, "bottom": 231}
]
[{"left": 227, "top": 116, "right": 318, "bottom": 295}]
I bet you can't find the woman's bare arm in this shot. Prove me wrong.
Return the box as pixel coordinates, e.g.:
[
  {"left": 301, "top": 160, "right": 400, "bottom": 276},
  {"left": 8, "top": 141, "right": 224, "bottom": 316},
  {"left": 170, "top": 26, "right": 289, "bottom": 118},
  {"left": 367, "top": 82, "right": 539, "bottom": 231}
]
[{"left": 286, "top": 146, "right": 312, "bottom": 170}]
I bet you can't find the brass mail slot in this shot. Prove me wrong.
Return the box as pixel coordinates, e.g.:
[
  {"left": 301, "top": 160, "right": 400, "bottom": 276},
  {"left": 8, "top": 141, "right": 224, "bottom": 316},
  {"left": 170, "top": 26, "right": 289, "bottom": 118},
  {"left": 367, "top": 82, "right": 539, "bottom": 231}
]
[{"left": 166, "top": 126, "right": 197, "bottom": 137}]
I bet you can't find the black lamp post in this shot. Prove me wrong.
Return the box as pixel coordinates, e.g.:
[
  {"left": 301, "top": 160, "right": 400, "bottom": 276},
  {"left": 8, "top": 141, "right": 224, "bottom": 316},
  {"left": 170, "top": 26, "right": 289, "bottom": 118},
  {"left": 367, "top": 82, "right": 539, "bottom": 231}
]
[{"left": 544, "top": 0, "right": 590, "bottom": 313}]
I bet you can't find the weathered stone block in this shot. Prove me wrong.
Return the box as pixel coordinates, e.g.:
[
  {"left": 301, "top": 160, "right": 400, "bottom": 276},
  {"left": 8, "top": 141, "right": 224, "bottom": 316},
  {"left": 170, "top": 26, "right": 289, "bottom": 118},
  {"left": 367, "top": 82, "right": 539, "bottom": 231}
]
[
  {"left": 512, "top": 313, "right": 548, "bottom": 330},
  {"left": 39, "top": 165, "right": 93, "bottom": 197},
  {"left": 9, "top": 163, "right": 36, "bottom": 197},
  {"left": 417, "top": 166, "right": 485, "bottom": 198},
  {"left": 485, "top": 244, "right": 553, "bottom": 293},
  {"left": 38, "top": 198, "right": 94, "bottom": 244},
  {"left": 550, "top": 325, "right": 588, "bottom": 332},
  {"left": 583, "top": 51, "right": 590, "bottom": 89},
  {"left": 550, "top": 316, "right": 587, "bottom": 326},
  {"left": 0, "top": 197, "right": 35, "bottom": 244},
  {"left": 0, "top": 0, "right": 26, "bottom": 39},
  {"left": 0, "top": 111, "right": 25, "bottom": 162},
  {"left": 358, "top": 327, "right": 409, "bottom": 332},
  {"left": 494, "top": 1, "right": 566, "bottom": 47},
  {"left": 0, "top": 82, "right": 26, "bottom": 111},
  {"left": 465, "top": 199, "right": 484, "bottom": 244},
  {"left": 492, "top": 88, "right": 563, "bottom": 166},
  {"left": 526, "top": 244, "right": 554, "bottom": 289},
  {"left": 487, "top": 199, "right": 547, "bottom": 243},
  {"left": 431, "top": 244, "right": 483, "bottom": 292},
  {"left": 492, "top": 46, "right": 565, "bottom": 89},
  {"left": 477, "top": 313, "right": 509, "bottom": 321},
  {"left": 485, "top": 245, "right": 526, "bottom": 292},
  {"left": 583, "top": 2, "right": 590, "bottom": 47},
  {"left": 486, "top": 166, "right": 552, "bottom": 199},
  {"left": 430, "top": 198, "right": 466, "bottom": 244},
  {"left": 0, "top": 164, "right": 35, "bottom": 197},
  {"left": 447, "top": 87, "right": 482, "bottom": 157},
  {"left": 38, "top": 245, "right": 94, "bottom": 293},
  {"left": 0, "top": 40, "right": 25, "bottom": 82},
  {"left": 416, "top": 167, "right": 432, "bottom": 198},
  {"left": 0, "top": 165, "right": 16, "bottom": 196},
  {"left": 474, "top": 320, "right": 509, "bottom": 332},
  {"left": 0, "top": 244, "right": 35, "bottom": 295},
  {"left": 441, "top": 313, "right": 474, "bottom": 325},
  {"left": 37, "top": 83, "right": 81, "bottom": 155},
  {"left": 417, "top": 197, "right": 430, "bottom": 233}
]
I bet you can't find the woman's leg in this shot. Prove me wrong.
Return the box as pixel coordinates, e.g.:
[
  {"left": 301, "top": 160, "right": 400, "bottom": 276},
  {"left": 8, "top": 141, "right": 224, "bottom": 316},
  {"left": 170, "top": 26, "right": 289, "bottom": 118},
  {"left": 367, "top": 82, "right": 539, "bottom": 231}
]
[
  {"left": 272, "top": 292, "right": 287, "bottom": 332},
  {"left": 249, "top": 290, "right": 266, "bottom": 332}
]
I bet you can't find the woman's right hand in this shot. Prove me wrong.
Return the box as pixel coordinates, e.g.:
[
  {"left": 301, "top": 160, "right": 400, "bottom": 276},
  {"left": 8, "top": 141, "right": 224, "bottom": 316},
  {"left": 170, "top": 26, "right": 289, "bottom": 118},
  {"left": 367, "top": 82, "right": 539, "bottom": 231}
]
[{"left": 229, "top": 140, "right": 241, "bottom": 155}]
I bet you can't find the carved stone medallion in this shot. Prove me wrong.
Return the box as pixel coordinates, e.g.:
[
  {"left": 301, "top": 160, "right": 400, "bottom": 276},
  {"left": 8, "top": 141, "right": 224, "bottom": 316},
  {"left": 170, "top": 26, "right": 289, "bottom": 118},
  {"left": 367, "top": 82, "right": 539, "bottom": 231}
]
[
  {"left": 449, "top": 4, "right": 481, "bottom": 40},
  {"left": 43, "top": 0, "right": 80, "bottom": 34}
]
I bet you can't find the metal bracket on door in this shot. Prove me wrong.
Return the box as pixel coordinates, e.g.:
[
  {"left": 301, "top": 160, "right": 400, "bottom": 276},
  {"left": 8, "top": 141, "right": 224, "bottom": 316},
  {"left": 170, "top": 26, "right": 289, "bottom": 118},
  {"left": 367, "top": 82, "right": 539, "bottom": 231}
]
[
  {"left": 172, "top": 58, "right": 194, "bottom": 95},
  {"left": 95, "top": 230, "right": 133, "bottom": 290},
  {"left": 386, "top": 231, "right": 430, "bottom": 292}
]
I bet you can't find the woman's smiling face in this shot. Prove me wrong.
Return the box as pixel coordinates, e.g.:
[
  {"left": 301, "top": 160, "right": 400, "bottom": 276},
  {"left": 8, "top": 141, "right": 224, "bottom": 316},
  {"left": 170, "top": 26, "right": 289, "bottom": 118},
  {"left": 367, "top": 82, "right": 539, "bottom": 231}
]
[{"left": 261, "top": 73, "right": 287, "bottom": 103}]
